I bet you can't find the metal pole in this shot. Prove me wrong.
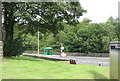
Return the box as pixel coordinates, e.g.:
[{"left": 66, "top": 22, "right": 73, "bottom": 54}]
[
  {"left": 0, "top": 3, "right": 3, "bottom": 80},
  {"left": 38, "top": 31, "right": 40, "bottom": 55},
  {"left": 0, "top": 1, "right": 2, "bottom": 41}
]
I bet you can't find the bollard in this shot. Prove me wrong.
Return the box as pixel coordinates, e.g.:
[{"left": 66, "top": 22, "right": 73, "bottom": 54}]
[
  {"left": 69, "top": 59, "right": 76, "bottom": 64},
  {"left": 99, "top": 64, "right": 101, "bottom": 66}
]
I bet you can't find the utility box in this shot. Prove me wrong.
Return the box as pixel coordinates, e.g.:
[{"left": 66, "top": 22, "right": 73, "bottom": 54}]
[
  {"left": 44, "top": 47, "right": 54, "bottom": 55},
  {"left": 110, "top": 41, "right": 120, "bottom": 80}
]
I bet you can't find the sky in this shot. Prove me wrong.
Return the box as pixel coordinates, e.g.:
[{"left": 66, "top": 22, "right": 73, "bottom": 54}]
[{"left": 79, "top": 0, "right": 120, "bottom": 23}]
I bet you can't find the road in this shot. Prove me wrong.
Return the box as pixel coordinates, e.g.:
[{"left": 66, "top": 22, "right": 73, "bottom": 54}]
[
  {"left": 73, "top": 56, "right": 109, "bottom": 67},
  {"left": 22, "top": 54, "right": 110, "bottom": 67},
  {"left": 52, "top": 56, "right": 110, "bottom": 67}
]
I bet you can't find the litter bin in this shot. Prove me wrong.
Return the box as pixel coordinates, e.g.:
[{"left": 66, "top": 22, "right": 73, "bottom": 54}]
[{"left": 110, "top": 41, "right": 120, "bottom": 80}]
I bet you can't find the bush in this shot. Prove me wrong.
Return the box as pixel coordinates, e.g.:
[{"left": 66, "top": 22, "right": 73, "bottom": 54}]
[{"left": 3, "top": 37, "right": 26, "bottom": 57}]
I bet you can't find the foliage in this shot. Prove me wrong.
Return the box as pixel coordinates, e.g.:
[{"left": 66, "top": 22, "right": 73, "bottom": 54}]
[
  {"left": 37, "top": 17, "right": 119, "bottom": 53},
  {"left": 2, "top": 2, "right": 119, "bottom": 54},
  {"left": 2, "top": 2, "right": 86, "bottom": 56},
  {"left": 3, "top": 37, "right": 25, "bottom": 57}
]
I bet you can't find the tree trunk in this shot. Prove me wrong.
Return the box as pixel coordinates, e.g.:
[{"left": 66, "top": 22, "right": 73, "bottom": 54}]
[{"left": 3, "top": 3, "right": 15, "bottom": 57}]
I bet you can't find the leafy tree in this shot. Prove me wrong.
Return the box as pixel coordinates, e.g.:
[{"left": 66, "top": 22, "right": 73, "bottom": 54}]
[
  {"left": 2, "top": 2, "right": 86, "bottom": 56},
  {"left": 59, "top": 21, "right": 114, "bottom": 53},
  {"left": 113, "top": 18, "right": 120, "bottom": 41},
  {"left": 17, "top": 17, "right": 119, "bottom": 54}
]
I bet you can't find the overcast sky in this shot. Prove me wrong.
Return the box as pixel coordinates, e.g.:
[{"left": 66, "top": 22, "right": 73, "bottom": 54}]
[{"left": 79, "top": 0, "right": 119, "bottom": 23}]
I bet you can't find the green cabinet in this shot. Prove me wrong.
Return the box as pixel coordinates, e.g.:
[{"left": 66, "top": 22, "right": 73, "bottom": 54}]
[{"left": 44, "top": 47, "right": 54, "bottom": 55}]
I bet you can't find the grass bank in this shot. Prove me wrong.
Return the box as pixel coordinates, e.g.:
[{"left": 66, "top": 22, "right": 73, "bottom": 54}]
[{"left": 2, "top": 56, "right": 109, "bottom": 79}]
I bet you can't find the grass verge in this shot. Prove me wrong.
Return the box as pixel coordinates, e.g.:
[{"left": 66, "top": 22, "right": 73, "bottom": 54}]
[{"left": 2, "top": 56, "right": 109, "bottom": 79}]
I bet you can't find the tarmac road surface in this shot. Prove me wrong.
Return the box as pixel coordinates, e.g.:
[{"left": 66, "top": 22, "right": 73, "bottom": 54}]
[
  {"left": 53, "top": 56, "right": 110, "bottom": 67},
  {"left": 74, "top": 57, "right": 109, "bottom": 67},
  {"left": 22, "top": 54, "right": 110, "bottom": 67}
]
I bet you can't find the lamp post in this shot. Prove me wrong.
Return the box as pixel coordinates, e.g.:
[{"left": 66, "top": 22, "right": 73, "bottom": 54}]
[
  {"left": 37, "top": 31, "right": 40, "bottom": 55},
  {"left": 0, "top": 3, "right": 3, "bottom": 80},
  {"left": 0, "top": 1, "right": 3, "bottom": 57},
  {"left": 0, "top": 2, "right": 2, "bottom": 41}
]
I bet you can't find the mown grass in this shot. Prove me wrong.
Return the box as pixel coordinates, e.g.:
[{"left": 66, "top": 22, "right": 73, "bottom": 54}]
[{"left": 2, "top": 56, "right": 109, "bottom": 79}]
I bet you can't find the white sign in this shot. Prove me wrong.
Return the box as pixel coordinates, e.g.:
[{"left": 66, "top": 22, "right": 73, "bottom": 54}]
[
  {"left": 60, "top": 46, "right": 64, "bottom": 50},
  {"left": 61, "top": 52, "right": 66, "bottom": 57}
]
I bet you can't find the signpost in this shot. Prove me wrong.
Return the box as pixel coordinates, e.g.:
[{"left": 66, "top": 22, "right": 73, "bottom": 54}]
[
  {"left": 60, "top": 46, "right": 66, "bottom": 57},
  {"left": 60, "top": 46, "right": 64, "bottom": 53}
]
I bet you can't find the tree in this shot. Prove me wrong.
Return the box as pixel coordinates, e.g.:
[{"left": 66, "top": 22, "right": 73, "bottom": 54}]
[
  {"left": 112, "top": 18, "right": 120, "bottom": 41},
  {"left": 17, "top": 17, "right": 119, "bottom": 53},
  {"left": 2, "top": 2, "right": 86, "bottom": 56}
]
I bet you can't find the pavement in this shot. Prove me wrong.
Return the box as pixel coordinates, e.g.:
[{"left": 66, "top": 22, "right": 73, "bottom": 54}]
[{"left": 22, "top": 54, "right": 110, "bottom": 67}]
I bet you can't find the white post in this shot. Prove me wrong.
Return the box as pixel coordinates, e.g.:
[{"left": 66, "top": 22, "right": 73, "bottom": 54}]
[
  {"left": 61, "top": 49, "right": 62, "bottom": 53},
  {"left": 38, "top": 31, "right": 40, "bottom": 55}
]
